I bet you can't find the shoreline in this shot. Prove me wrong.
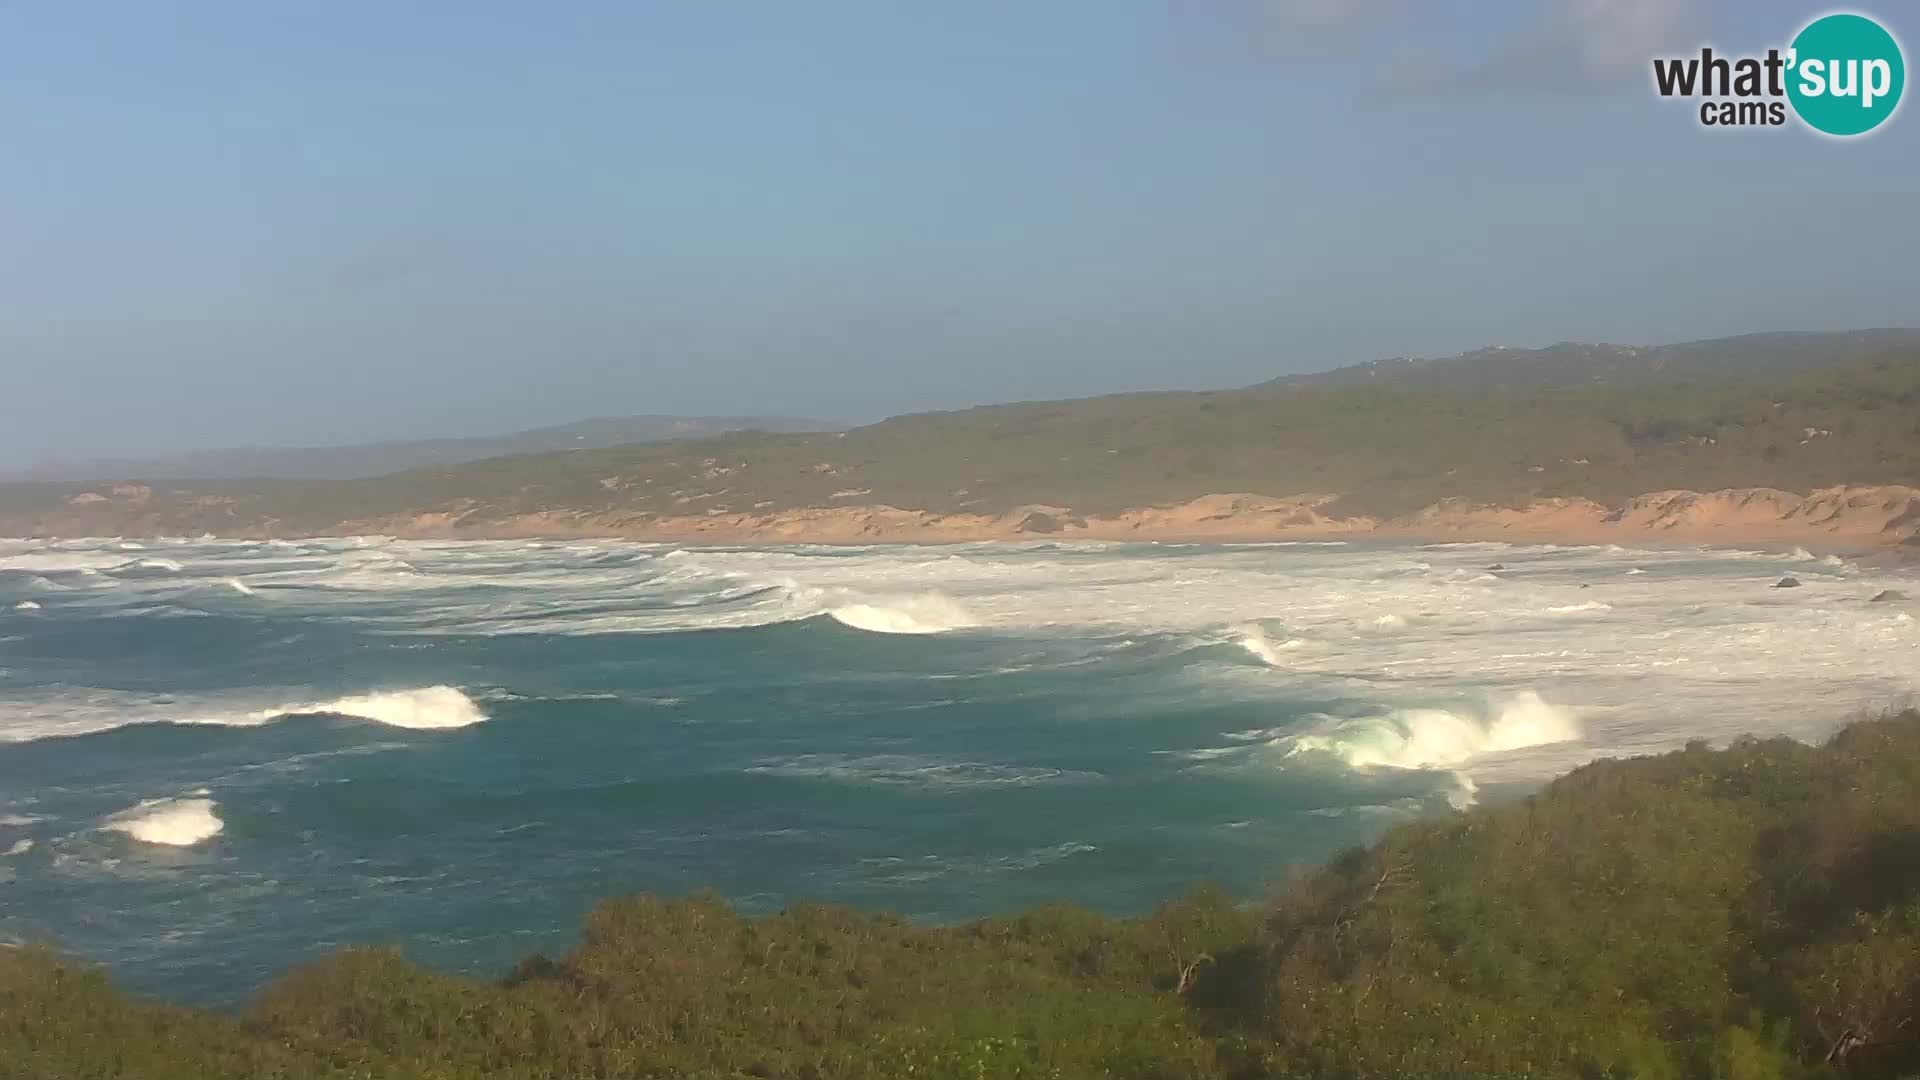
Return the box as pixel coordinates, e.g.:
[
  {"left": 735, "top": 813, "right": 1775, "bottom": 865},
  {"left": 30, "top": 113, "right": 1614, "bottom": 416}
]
[
  {"left": 258, "top": 484, "right": 1920, "bottom": 558},
  {"left": 9, "top": 483, "right": 1920, "bottom": 557}
]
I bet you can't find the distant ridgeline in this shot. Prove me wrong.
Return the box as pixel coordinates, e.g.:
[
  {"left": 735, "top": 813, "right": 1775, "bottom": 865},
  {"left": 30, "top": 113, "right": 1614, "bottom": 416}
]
[
  {"left": 2, "top": 414, "right": 839, "bottom": 484},
  {"left": 2, "top": 328, "right": 1918, "bottom": 536},
  {"left": 6, "top": 710, "right": 1920, "bottom": 1078}
]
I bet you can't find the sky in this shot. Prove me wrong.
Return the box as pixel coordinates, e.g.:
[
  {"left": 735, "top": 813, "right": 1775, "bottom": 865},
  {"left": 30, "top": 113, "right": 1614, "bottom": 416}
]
[{"left": 2, "top": 0, "right": 1916, "bottom": 460}]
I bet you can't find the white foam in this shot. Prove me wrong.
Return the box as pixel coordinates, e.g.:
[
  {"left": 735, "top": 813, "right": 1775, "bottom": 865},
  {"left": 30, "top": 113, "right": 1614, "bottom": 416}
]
[
  {"left": 133, "top": 558, "right": 183, "bottom": 572},
  {"left": 4, "top": 535, "right": 1919, "bottom": 778},
  {"left": 1546, "top": 601, "right": 1612, "bottom": 614},
  {"left": 1373, "top": 614, "right": 1407, "bottom": 629},
  {"left": 4, "top": 839, "right": 32, "bottom": 857},
  {"left": 103, "top": 795, "right": 222, "bottom": 846},
  {"left": 1289, "top": 692, "right": 1582, "bottom": 771},
  {"left": 12, "top": 601, "right": 39, "bottom": 611},
  {"left": 225, "top": 578, "right": 256, "bottom": 596},
  {"left": 828, "top": 594, "right": 975, "bottom": 634},
  {"left": 0, "top": 551, "right": 128, "bottom": 573},
  {"left": 262, "top": 686, "right": 486, "bottom": 730},
  {"left": 1235, "top": 625, "right": 1303, "bottom": 666},
  {"left": 1445, "top": 772, "right": 1481, "bottom": 811},
  {"left": 0, "top": 685, "right": 487, "bottom": 742}
]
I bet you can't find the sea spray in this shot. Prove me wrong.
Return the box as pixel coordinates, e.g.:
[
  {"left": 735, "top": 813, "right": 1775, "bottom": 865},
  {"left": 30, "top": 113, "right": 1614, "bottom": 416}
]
[
  {"left": 104, "top": 794, "right": 223, "bottom": 846},
  {"left": 258, "top": 686, "right": 486, "bottom": 730},
  {"left": 3, "top": 533, "right": 1917, "bottom": 1007},
  {"left": 1234, "top": 624, "right": 1303, "bottom": 666},
  {"left": 1288, "top": 691, "right": 1582, "bottom": 771},
  {"left": 826, "top": 594, "right": 976, "bottom": 635}
]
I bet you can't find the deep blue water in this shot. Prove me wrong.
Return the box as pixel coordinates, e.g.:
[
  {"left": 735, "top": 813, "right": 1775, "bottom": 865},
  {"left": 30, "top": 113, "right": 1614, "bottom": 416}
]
[{"left": 2, "top": 536, "right": 1914, "bottom": 1005}]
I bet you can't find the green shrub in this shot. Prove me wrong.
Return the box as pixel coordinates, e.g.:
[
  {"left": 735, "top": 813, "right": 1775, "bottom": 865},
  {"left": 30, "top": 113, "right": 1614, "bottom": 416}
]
[{"left": 6, "top": 711, "right": 1920, "bottom": 1078}]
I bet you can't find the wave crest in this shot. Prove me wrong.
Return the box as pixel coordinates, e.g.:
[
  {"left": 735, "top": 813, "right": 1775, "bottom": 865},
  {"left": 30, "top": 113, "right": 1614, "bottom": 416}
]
[
  {"left": 116, "top": 558, "right": 184, "bottom": 574},
  {"left": 1289, "top": 691, "right": 1581, "bottom": 771},
  {"left": 1234, "top": 624, "right": 1303, "bottom": 666},
  {"left": 104, "top": 795, "right": 223, "bottom": 846},
  {"left": 261, "top": 686, "right": 486, "bottom": 730},
  {"left": 826, "top": 594, "right": 975, "bottom": 635}
]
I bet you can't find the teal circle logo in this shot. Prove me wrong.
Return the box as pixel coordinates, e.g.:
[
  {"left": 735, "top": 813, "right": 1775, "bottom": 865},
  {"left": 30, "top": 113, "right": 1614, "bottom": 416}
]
[{"left": 1787, "top": 13, "right": 1905, "bottom": 136}]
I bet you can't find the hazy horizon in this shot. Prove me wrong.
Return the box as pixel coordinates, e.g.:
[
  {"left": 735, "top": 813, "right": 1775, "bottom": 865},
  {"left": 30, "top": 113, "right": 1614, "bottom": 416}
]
[
  {"left": 12, "top": 325, "right": 1920, "bottom": 470},
  {"left": 6, "top": 0, "right": 1917, "bottom": 461}
]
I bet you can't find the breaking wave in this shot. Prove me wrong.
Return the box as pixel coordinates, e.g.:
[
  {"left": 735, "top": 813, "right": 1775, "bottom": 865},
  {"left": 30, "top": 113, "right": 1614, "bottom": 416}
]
[
  {"left": 1288, "top": 691, "right": 1582, "bottom": 771},
  {"left": 825, "top": 594, "right": 975, "bottom": 635},
  {"left": 103, "top": 794, "right": 223, "bottom": 846},
  {"left": 0, "top": 685, "right": 488, "bottom": 743},
  {"left": 258, "top": 686, "right": 486, "bottom": 730},
  {"left": 1234, "top": 624, "right": 1303, "bottom": 666},
  {"left": 117, "top": 558, "right": 184, "bottom": 574}
]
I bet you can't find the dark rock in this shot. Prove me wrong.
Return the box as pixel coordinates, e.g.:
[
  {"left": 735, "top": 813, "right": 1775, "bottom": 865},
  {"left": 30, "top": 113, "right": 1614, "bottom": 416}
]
[
  {"left": 1486, "top": 563, "right": 1506, "bottom": 571},
  {"left": 1774, "top": 576, "right": 1802, "bottom": 589},
  {"left": 1870, "top": 589, "right": 1906, "bottom": 603}
]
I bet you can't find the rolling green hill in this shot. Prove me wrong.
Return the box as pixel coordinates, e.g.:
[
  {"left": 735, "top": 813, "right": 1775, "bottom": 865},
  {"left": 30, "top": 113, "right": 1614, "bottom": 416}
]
[
  {"left": 4, "top": 414, "right": 839, "bottom": 484},
  {"left": 1271, "top": 328, "right": 1920, "bottom": 391},
  {"left": 3, "top": 331, "right": 1918, "bottom": 536}
]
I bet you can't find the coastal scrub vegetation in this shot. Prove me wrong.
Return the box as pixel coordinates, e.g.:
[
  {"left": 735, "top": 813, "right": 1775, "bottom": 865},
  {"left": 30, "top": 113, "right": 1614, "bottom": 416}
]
[
  {"left": 2, "top": 341, "right": 1918, "bottom": 535},
  {"left": 6, "top": 709, "right": 1920, "bottom": 1078}
]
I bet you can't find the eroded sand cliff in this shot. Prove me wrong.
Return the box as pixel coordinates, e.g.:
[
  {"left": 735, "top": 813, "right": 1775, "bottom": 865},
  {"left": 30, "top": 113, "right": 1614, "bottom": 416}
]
[
  {"left": 288, "top": 485, "right": 1920, "bottom": 551},
  {"left": 12, "top": 484, "right": 1920, "bottom": 552}
]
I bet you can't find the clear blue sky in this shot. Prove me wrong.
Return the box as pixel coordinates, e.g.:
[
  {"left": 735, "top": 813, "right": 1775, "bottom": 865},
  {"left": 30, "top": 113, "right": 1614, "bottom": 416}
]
[{"left": 3, "top": 1, "right": 1915, "bottom": 459}]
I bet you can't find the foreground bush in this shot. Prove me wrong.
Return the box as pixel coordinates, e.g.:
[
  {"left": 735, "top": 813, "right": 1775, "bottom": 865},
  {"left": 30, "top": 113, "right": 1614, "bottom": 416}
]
[{"left": 5, "top": 711, "right": 1919, "bottom": 1079}]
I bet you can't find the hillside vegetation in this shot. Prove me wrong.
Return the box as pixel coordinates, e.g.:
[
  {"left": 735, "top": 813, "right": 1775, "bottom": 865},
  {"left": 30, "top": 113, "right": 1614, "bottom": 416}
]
[
  {"left": 2, "top": 333, "right": 1919, "bottom": 534},
  {"left": 3, "top": 414, "right": 837, "bottom": 484},
  {"left": 6, "top": 710, "right": 1920, "bottom": 1079}
]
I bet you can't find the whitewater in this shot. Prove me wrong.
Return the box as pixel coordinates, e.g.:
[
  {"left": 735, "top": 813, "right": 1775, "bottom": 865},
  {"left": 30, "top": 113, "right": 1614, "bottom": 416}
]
[{"left": 1, "top": 535, "right": 1916, "bottom": 1003}]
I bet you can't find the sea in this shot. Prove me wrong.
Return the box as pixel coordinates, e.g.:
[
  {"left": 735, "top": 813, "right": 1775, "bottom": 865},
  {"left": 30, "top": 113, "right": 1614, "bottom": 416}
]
[{"left": 1, "top": 535, "right": 1916, "bottom": 1006}]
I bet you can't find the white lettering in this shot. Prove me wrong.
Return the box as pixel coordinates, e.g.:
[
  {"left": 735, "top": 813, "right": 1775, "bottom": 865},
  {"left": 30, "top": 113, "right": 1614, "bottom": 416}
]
[
  {"left": 1800, "top": 57, "right": 1827, "bottom": 96},
  {"left": 1830, "top": 58, "right": 1859, "bottom": 99},
  {"left": 1863, "top": 58, "right": 1892, "bottom": 108}
]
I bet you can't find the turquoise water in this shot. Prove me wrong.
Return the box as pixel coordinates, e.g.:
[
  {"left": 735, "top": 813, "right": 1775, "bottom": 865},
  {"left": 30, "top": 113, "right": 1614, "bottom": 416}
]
[{"left": 2, "top": 537, "right": 1915, "bottom": 1005}]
